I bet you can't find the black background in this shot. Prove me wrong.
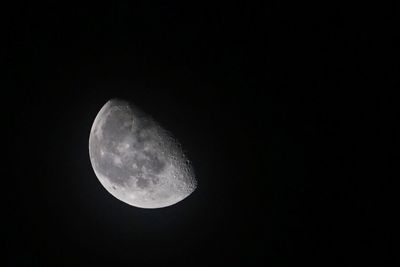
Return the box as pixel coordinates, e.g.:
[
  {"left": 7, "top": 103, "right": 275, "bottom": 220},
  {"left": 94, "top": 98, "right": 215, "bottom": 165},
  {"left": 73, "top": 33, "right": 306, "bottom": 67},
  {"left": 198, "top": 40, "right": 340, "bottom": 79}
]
[{"left": 4, "top": 2, "right": 397, "bottom": 266}]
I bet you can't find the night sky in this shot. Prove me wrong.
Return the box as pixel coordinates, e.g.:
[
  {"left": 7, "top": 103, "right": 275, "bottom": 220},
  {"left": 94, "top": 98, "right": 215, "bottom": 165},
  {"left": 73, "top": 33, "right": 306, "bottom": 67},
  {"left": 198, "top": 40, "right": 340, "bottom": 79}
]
[{"left": 5, "top": 2, "right": 397, "bottom": 266}]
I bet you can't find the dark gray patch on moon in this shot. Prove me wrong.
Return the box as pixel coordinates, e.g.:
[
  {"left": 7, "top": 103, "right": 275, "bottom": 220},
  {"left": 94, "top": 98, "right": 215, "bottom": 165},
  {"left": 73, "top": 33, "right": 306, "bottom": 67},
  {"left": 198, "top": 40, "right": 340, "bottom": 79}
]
[{"left": 136, "top": 176, "right": 149, "bottom": 188}]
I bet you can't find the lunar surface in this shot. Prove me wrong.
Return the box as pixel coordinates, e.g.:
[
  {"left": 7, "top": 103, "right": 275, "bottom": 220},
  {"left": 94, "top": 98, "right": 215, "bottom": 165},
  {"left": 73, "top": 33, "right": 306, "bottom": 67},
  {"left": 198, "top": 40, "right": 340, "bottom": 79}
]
[{"left": 89, "top": 99, "right": 196, "bottom": 208}]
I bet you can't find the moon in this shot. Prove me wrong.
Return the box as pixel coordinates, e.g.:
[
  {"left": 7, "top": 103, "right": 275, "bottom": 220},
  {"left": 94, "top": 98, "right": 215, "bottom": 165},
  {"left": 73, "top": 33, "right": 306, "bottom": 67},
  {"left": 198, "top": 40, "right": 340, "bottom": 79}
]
[{"left": 89, "top": 99, "right": 197, "bottom": 209}]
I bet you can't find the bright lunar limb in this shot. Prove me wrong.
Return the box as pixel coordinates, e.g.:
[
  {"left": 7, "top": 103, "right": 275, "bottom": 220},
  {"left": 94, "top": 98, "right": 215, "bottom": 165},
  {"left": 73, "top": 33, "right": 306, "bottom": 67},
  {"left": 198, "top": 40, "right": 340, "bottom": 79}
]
[{"left": 89, "top": 99, "right": 197, "bottom": 209}]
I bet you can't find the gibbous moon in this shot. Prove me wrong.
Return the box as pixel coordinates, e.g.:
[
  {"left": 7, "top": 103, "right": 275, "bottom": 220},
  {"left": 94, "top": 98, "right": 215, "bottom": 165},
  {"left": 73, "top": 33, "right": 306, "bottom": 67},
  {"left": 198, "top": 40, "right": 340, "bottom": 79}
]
[{"left": 89, "top": 99, "right": 197, "bottom": 209}]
